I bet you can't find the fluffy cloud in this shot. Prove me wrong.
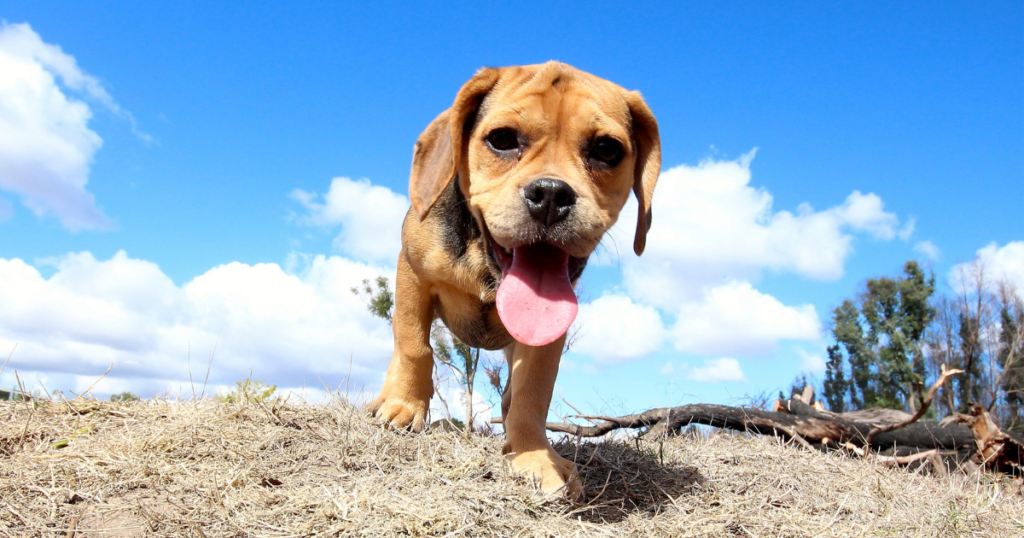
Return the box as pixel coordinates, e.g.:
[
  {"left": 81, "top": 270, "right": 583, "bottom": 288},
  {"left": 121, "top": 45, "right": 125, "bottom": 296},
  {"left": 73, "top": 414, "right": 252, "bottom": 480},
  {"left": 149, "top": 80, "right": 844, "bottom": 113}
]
[
  {"left": 601, "top": 152, "right": 908, "bottom": 307},
  {"left": 291, "top": 177, "right": 409, "bottom": 264},
  {"left": 570, "top": 294, "right": 666, "bottom": 364},
  {"left": 0, "top": 251, "right": 395, "bottom": 397},
  {"left": 796, "top": 348, "right": 827, "bottom": 375},
  {"left": 686, "top": 358, "right": 747, "bottom": 383},
  {"left": 914, "top": 240, "right": 941, "bottom": 261},
  {"left": 0, "top": 22, "right": 136, "bottom": 231},
  {"left": 949, "top": 241, "right": 1024, "bottom": 299},
  {"left": 672, "top": 281, "right": 821, "bottom": 357}
]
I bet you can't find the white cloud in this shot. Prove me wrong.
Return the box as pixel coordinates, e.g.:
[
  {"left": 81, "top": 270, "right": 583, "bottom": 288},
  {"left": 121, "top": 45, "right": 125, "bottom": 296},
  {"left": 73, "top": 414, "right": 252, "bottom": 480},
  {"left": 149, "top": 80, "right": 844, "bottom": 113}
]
[
  {"left": 673, "top": 281, "right": 820, "bottom": 357},
  {"left": 291, "top": 177, "right": 409, "bottom": 264},
  {"left": 949, "top": 241, "right": 1024, "bottom": 299},
  {"left": 570, "top": 294, "right": 665, "bottom": 364},
  {"left": 914, "top": 240, "right": 941, "bottom": 261},
  {"left": 796, "top": 348, "right": 827, "bottom": 375},
  {"left": 599, "top": 152, "right": 908, "bottom": 307},
  {"left": 686, "top": 358, "right": 747, "bottom": 383},
  {"left": 833, "top": 190, "right": 902, "bottom": 240},
  {"left": 0, "top": 250, "right": 396, "bottom": 395},
  {"left": 0, "top": 22, "right": 141, "bottom": 231}
]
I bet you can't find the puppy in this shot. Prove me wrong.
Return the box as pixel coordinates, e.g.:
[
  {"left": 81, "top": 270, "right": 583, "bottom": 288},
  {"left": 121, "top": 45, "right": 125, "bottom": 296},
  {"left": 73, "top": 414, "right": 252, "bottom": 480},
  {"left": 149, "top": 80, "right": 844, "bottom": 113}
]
[{"left": 370, "top": 61, "right": 660, "bottom": 497}]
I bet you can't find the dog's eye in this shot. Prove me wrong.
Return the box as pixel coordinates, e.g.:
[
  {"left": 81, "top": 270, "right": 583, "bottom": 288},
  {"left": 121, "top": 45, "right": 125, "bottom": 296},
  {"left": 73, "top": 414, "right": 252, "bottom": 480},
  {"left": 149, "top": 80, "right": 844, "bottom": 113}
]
[
  {"left": 486, "top": 128, "right": 520, "bottom": 152},
  {"left": 589, "top": 138, "right": 624, "bottom": 167}
]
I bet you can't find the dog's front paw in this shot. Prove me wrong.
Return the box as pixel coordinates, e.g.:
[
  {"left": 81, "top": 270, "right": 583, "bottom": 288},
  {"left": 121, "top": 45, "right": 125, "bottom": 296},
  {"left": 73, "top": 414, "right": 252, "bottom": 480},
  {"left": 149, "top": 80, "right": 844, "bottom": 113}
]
[
  {"left": 369, "top": 393, "right": 429, "bottom": 432},
  {"left": 507, "top": 448, "right": 582, "bottom": 500}
]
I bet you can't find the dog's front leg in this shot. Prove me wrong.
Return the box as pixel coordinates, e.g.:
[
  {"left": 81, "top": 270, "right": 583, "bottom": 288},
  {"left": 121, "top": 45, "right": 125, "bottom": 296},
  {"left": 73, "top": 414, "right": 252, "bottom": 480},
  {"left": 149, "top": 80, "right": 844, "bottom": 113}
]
[
  {"left": 369, "top": 252, "right": 434, "bottom": 431},
  {"left": 502, "top": 334, "right": 582, "bottom": 499}
]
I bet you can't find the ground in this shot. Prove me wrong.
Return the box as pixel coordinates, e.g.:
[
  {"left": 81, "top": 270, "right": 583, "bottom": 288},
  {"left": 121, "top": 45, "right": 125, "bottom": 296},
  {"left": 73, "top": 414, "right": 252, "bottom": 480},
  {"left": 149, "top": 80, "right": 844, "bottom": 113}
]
[{"left": 1, "top": 398, "right": 1022, "bottom": 537}]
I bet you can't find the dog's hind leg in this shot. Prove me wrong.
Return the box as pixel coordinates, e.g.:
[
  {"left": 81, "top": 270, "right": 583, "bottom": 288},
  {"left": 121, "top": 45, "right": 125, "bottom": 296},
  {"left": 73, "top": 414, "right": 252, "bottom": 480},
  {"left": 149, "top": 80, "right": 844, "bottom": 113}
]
[
  {"left": 369, "top": 251, "right": 435, "bottom": 432},
  {"left": 501, "top": 335, "right": 582, "bottom": 499}
]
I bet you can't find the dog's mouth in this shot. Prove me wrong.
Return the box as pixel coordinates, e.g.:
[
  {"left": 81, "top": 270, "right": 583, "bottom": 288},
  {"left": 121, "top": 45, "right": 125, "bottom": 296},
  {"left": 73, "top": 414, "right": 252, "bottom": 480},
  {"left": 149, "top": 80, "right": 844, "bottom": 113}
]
[{"left": 485, "top": 231, "right": 583, "bottom": 347}]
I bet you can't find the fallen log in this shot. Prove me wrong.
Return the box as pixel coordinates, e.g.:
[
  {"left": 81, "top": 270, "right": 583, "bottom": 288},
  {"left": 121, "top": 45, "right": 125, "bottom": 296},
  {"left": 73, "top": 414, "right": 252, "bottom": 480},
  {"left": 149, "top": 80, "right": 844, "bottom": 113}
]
[
  {"left": 489, "top": 370, "right": 1022, "bottom": 474},
  {"left": 489, "top": 404, "right": 1013, "bottom": 472},
  {"left": 489, "top": 402, "right": 978, "bottom": 451}
]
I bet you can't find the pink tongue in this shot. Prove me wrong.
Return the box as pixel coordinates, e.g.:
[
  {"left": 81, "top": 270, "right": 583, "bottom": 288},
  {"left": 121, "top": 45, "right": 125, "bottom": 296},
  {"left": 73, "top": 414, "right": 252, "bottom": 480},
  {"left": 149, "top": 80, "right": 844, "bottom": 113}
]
[{"left": 496, "top": 244, "right": 579, "bottom": 346}]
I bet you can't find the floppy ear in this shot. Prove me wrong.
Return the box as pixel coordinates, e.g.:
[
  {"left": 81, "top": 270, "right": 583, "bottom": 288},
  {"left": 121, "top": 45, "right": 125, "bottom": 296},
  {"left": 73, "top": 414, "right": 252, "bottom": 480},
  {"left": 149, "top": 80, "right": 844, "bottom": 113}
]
[
  {"left": 625, "top": 91, "right": 661, "bottom": 256},
  {"left": 409, "top": 68, "right": 502, "bottom": 219}
]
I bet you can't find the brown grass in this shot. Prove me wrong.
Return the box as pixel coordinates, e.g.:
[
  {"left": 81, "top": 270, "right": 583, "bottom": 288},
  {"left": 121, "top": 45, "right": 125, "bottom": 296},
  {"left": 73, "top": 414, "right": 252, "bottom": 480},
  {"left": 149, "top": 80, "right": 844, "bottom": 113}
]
[{"left": 1, "top": 397, "right": 1022, "bottom": 537}]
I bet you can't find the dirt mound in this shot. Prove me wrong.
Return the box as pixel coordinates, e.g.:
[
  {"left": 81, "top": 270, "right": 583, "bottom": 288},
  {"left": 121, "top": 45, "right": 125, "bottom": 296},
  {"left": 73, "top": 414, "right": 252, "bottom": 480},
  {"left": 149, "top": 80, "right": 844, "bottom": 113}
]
[{"left": 2, "top": 398, "right": 1021, "bottom": 536}]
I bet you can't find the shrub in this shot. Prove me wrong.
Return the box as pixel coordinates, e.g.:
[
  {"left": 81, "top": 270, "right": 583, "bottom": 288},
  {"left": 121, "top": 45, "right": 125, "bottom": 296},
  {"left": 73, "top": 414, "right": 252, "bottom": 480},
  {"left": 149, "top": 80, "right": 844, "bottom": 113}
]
[{"left": 216, "top": 379, "right": 277, "bottom": 405}]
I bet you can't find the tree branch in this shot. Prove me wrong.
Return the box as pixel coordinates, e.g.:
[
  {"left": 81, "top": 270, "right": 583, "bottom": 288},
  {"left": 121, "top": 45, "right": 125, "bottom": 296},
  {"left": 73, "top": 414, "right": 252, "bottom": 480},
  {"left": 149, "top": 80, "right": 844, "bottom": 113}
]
[{"left": 865, "top": 366, "right": 962, "bottom": 446}]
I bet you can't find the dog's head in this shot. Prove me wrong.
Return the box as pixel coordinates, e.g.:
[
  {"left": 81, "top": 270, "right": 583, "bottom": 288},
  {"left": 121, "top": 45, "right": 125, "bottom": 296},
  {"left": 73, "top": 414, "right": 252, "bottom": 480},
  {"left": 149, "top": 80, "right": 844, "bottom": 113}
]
[
  {"left": 410, "top": 61, "right": 660, "bottom": 258},
  {"left": 409, "top": 62, "right": 660, "bottom": 345}
]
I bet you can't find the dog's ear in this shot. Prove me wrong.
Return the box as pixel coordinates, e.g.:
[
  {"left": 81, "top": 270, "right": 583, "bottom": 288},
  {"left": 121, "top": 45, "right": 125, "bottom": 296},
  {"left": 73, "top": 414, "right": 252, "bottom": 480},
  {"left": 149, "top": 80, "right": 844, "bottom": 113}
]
[
  {"left": 625, "top": 91, "right": 661, "bottom": 256},
  {"left": 409, "top": 68, "right": 502, "bottom": 219}
]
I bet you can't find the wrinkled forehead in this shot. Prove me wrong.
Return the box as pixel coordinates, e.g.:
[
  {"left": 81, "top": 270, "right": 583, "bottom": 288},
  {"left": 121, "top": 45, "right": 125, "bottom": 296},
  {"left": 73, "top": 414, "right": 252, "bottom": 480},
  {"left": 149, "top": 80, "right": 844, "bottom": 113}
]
[{"left": 477, "top": 66, "right": 633, "bottom": 141}]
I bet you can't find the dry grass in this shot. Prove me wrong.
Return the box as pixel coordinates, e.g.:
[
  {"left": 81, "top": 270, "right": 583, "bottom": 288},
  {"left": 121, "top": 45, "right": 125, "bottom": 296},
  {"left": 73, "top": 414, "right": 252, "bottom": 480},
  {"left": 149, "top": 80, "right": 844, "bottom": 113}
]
[{"left": 1, "top": 397, "right": 1022, "bottom": 537}]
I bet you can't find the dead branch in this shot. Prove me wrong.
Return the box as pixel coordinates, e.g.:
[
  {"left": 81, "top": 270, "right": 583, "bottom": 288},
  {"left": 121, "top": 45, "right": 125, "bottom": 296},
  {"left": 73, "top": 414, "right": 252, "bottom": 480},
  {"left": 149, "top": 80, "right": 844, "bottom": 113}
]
[
  {"left": 946, "top": 403, "right": 1024, "bottom": 475},
  {"left": 493, "top": 400, "right": 977, "bottom": 451},
  {"left": 865, "top": 367, "right": 963, "bottom": 446},
  {"left": 492, "top": 404, "right": 855, "bottom": 445},
  {"left": 491, "top": 386, "right": 1024, "bottom": 474}
]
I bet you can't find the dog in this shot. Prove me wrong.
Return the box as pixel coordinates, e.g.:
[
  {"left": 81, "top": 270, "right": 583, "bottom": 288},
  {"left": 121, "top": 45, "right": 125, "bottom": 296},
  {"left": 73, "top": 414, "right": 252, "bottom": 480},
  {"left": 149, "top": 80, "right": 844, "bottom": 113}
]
[{"left": 369, "top": 61, "right": 660, "bottom": 498}]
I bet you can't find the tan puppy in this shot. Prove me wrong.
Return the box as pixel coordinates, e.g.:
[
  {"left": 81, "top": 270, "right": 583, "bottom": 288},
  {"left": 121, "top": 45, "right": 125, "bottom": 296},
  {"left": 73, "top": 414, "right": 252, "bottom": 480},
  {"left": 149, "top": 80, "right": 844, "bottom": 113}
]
[{"left": 370, "top": 61, "right": 660, "bottom": 497}]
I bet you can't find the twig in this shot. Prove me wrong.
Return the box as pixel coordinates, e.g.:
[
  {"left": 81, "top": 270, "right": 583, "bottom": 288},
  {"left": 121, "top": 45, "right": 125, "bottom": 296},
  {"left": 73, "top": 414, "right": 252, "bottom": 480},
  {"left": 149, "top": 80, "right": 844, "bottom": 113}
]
[
  {"left": 15, "top": 369, "right": 27, "bottom": 397},
  {"left": 188, "top": 343, "right": 196, "bottom": 399},
  {"left": 65, "top": 516, "right": 79, "bottom": 538},
  {"left": 843, "top": 443, "right": 940, "bottom": 466},
  {"left": 562, "top": 397, "right": 597, "bottom": 425},
  {"left": 17, "top": 378, "right": 35, "bottom": 453},
  {"left": 38, "top": 379, "right": 53, "bottom": 400},
  {"left": 771, "top": 424, "right": 815, "bottom": 451},
  {"left": 0, "top": 343, "right": 15, "bottom": 381},
  {"left": 432, "top": 369, "right": 452, "bottom": 423},
  {"left": 201, "top": 337, "right": 218, "bottom": 399},
  {"left": 865, "top": 366, "right": 963, "bottom": 446},
  {"left": 346, "top": 351, "right": 353, "bottom": 402},
  {"left": 0, "top": 494, "right": 28, "bottom": 524},
  {"left": 80, "top": 363, "right": 115, "bottom": 398}
]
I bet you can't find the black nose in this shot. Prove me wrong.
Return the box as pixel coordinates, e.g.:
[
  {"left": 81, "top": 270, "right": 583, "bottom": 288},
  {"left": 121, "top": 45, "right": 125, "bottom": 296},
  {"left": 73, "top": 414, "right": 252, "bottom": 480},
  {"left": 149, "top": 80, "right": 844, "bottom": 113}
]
[{"left": 523, "top": 179, "right": 577, "bottom": 227}]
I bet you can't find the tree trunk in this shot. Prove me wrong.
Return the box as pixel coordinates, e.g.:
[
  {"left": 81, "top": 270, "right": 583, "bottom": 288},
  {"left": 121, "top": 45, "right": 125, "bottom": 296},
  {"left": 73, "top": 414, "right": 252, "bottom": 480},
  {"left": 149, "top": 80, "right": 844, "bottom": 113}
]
[{"left": 465, "top": 387, "right": 473, "bottom": 435}]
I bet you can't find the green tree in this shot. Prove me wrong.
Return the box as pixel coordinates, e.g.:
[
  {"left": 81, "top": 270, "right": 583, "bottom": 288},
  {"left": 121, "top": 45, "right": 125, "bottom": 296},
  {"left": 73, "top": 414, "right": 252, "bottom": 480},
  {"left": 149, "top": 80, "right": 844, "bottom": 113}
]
[
  {"left": 351, "top": 277, "right": 394, "bottom": 323},
  {"left": 822, "top": 345, "right": 849, "bottom": 413},
  {"left": 833, "top": 299, "right": 871, "bottom": 409},
  {"left": 788, "top": 374, "right": 810, "bottom": 400},
  {"left": 829, "top": 261, "right": 936, "bottom": 411},
  {"left": 109, "top": 392, "right": 140, "bottom": 402}
]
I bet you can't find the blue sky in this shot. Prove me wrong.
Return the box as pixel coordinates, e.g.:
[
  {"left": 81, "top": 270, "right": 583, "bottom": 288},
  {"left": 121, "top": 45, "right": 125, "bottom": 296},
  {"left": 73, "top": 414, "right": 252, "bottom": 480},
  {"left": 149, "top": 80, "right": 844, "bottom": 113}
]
[{"left": 1, "top": 2, "right": 1021, "bottom": 421}]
